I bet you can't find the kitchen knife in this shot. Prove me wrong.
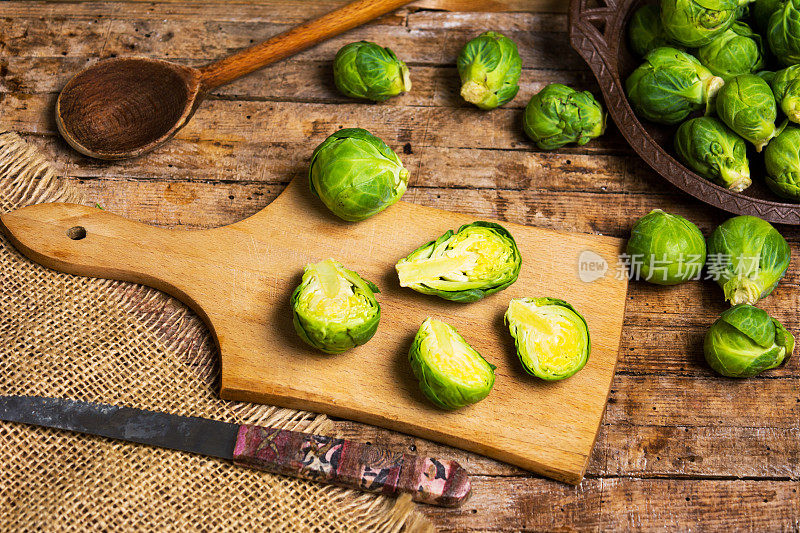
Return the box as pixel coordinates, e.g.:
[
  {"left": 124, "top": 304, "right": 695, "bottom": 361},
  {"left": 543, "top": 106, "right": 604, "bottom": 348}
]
[{"left": 0, "top": 396, "right": 471, "bottom": 507}]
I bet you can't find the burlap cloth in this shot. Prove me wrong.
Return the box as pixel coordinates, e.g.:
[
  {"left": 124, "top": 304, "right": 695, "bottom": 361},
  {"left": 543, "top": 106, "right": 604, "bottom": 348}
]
[{"left": 0, "top": 132, "right": 433, "bottom": 532}]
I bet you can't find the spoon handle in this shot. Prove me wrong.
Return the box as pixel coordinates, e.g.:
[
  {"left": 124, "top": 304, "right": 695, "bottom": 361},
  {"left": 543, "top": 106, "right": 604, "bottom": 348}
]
[{"left": 198, "top": 0, "right": 415, "bottom": 91}]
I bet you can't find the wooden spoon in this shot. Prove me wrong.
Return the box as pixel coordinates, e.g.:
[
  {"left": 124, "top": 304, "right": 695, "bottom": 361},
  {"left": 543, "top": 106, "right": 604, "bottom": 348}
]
[{"left": 55, "top": 0, "right": 413, "bottom": 160}]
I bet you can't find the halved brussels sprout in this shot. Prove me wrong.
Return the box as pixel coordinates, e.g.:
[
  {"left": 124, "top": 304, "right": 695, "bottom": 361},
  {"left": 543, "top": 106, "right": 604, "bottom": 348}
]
[
  {"left": 660, "top": 0, "right": 749, "bottom": 47},
  {"left": 626, "top": 47, "right": 724, "bottom": 125},
  {"left": 309, "top": 128, "right": 408, "bottom": 222},
  {"left": 396, "top": 221, "right": 521, "bottom": 303},
  {"left": 767, "top": 0, "right": 800, "bottom": 66},
  {"left": 290, "top": 259, "right": 381, "bottom": 354},
  {"left": 409, "top": 318, "right": 496, "bottom": 410},
  {"left": 457, "top": 31, "right": 522, "bottom": 110},
  {"left": 715, "top": 74, "right": 781, "bottom": 152},
  {"left": 704, "top": 304, "right": 794, "bottom": 377},
  {"left": 765, "top": 125, "right": 800, "bottom": 201},
  {"left": 333, "top": 41, "right": 411, "bottom": 102},
  {"left": 629, "top": 4, "right": 674, "bottom": 57},
  {"left": 505, "top": 298, "right": 590, "bottom": 381},
  {"left": 771, "top": 65, "right": 800, "bottom": 124},
  {"left": 522, "top": 84, "right": 607, "bottom": 150},
  {"left": 707, "top": 215, "right": 791, "bottom": 305},
  {"left": 626, "top": 209, "right": 707, "bottom": 285},
  {"left": 674, "top": 117, "right": 751, "bottom": 191},
  {"left": 696, "top": 22, "right": 764, "bottom": 80}
]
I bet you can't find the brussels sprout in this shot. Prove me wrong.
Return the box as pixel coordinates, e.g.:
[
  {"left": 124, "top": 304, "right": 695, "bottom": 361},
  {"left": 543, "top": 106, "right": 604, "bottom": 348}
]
[
  {"left": 771, "top": 65, "right": 800, "bottom": 124},
  {"left": 715, "top": 74, "right": 780, "bottom": 151},
  {"left": 309, "top": 128, "right": 408, "bottom": 222},
  {"left": 674, "top": 117, "right": 751, "bottom": 191},
  {"left": 408, "top": 318, "right": 495, "bottom": 409},
  {"left": 753, "top": 0, "right": 783, "bottom": 32},
  {"left": 396, "top": 221, "right": 521, "bottom": 303},
  {"left": 504, "top": 297, "right": 590, "bottom": 381},
  {"left": 704, "top": 304, "right": 794, "bottom": 377},
  {"left": 629, "top": 4, "right": 674, "bottom": 57},
  {"left": 696, "top": 22, "right": 765, "bottom": 80},
  {"left": 660, "top": 0, "right": 751, "bottom": 47},
  {"left": 756, "top": 69, "right": 777, "bottom": 84},
  {"left": 626, "top": 209, "right": 707, "bottom": 285},
  {"left": 765, "top": 125, "right": 800, "bottom": 200},
  {"left": 625, "top": 47, "right": 724, "bottom": 125},
  {"left": 707, "top": 215, "right": 791, "bottom": 305},
  {"left": 290, "top": 259, "right": 381, "bottom": 354},
  {"left": 767, "top": 0, "right": 800, "bottom": 66},
  {"left": 333, "top": 41, "right": 411, "bottom": 102},
  {"left": 457, "top": 31, "right": 522, "bottom": 110},
  {"left": 522, "top": 84, "right": 606, "bottom": 150}
]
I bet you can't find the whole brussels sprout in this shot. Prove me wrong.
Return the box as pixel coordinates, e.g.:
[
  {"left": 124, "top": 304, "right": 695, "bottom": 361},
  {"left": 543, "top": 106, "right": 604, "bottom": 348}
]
[
  {"left": 625, "top": 47, "right": 724, "bottom": 125},
  {"left": 408, "top": 318, "right": 495, "bottom": 410},
  {"left": 395, "top": 221, "right": 521, "bottom": 303},
  {"left": 626, "top": 209, "right": 707, "bottom": 285},
  {"left": 704, "top": 304, "right": 794, "bottom": 377},
  {"left": 457, "top": 31, "right": 521, "bottom": 110},
  {"left": 290, "top": 259, "right": 381, "bottom": 354},
  {"left": 504, "top": 297, "right": 590, "bottom": 381},
  {"left": 764, "top": 125, "right": 800, "bottom": 200},
  {"left": 333, "top": 41, "right": 411, "bottom": 102},
  {"left": 522, "top": 84, "right": 606, "bottom": 150},
  {"left": 767, "top": 0, "right": 800, "bottom": 66},
  {"left": 753, "top": 0, "right": 783, "bottom": 32},
  {"left": 707, "top": 215, "right": 791, "bottom": 305},
  {"left": 696, "top": 22, "right": 765, "bottom": 80},
  {"left": 715, "top": 74, "right": 780, "bottom": 152},
  {"left": 629, "top": 4, "right": 674, "bottom": 57},
  {"left": 771, "top": 65, "right": 800, "bottom": 124},
  {"left": 674, "top": 116, "right": 751, "bottom": 191},
  {"left": 310, "top": 128, "right": 408, "bottom": 222},
  {"left": 660, "top": 0, "right": 752, "bottom": 47}
]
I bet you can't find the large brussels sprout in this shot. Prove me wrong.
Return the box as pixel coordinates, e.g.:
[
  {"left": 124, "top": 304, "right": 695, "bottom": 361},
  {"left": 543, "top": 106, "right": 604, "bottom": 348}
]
[
  {"left": 715, "top": 74, "right": 780, "bottom": 151},
  {"left": 767, "top": 0, "right": 800, "bottom": 66},
  {"left": 395, "top": 221, "right": 521, "bottom": 303},
  {"left": 290, "top": 259, "right": 381, "bottom": 354},
  {"left": 696, "top": 22, "right": 765, "bottom": 80},
  {"left": 408, "top": 318, "right": 495, "bottom": 410},
  {"left": 771, "top": 65, "right": 800, "bottom": 124},
  {"left": 674, "top": 116, "right": 751, "bottom": 191},
  {"left": 764, "top": 125, "right": 800, "bottom": 200},
  {"left": 504, "top": 297, "right": 590, "bottom": 381},
  {"left": 310, "top": 128, "right": 408, "bottom": 222},
  {"left": 333, "top": 41, "right": 411, "bottom": 102},
  {"left": 707, "top": 215, "right": 791, "bottom": 305},
  {"left": 522, "top": 84, "right": 606, "bottom": 150},
  {"left": 626, "top": 47, "right": 724, "bottom": 125},
  {"left": 626, "top": 209, "right": 707, "bottom": 285},
  {"left": 704, "top": 304, "right": 794, "bottom": 377},
  {"left": 660, "top": 0, "right": 752, "bottom": 47},
  {"left": 753, "top": 0, "right": 783, "bottom": 32},
  {"left": 457, "top": 31, "right": 522, "bottom": 110},
  {"left": 629, "top": 4, "right": 674, "bottom": 57}
]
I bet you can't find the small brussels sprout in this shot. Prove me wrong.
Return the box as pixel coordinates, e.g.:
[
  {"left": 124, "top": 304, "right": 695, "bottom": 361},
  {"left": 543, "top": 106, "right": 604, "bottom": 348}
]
[
  {"left": 408, "top": 318, "right": 495, "bottom": 410},
  {"left": 696, "top": 22, "right": 764, "bottom": 80},
  {"left": 674, "top": 116, "right": 751, "bottom": 191},
  {"left": 629, "top": 4, "right": 674, "bottom": 57},
  {"left": 333, "top": 41, "right": 411, "bottom": 102},
  {"left": 753, "top": 0, "right": 783, "bottom": 32},
  {"left": 707, "top": 215, "right": 791, "bottom": 305},
  {"left": 457, "top": 31, "right": 522, "bottom": 110},
  {"left": 765, "top": 125, "right": 800, "bottom": 200},
  {"left": 504, "top": 298, "right": 590, "bottom": 381},
  {"left": 625, "top": 47, "right": 724, "bottom": 125},
  {"left": 715, "top": 74, "right": 780, "bottom": 152},
  {"left": 522, "top": 84, "right": 607, "bottom": 150},
  {"left": 771, "top": 65, "right": 800, "bottom": 124},
  {"left": 660, "top": 0, "right": 748, "bottom": 47},
  {"left": 310, "top": 128, "right": 408, "bottom": 222},
  {"left": 626, "top": 209, "right": 707, "bottom": 285},
  {"left": 290, "top": 259, "right": 381, "bottom": 354},
  {"left": 704, "top": 304, "right": 794, "bottom": 377},
  {"left": 767, "top": 0, "right": 800, "bottom": 66},
  {"left": 396, "top": 221, "right": 521, "bottom": 303}
]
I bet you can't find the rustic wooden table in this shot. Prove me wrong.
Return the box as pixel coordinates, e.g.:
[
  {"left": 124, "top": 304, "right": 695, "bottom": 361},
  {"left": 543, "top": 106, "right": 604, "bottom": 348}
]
[{"left": 2, "top": 0, "right": 798, "bottom": 530}]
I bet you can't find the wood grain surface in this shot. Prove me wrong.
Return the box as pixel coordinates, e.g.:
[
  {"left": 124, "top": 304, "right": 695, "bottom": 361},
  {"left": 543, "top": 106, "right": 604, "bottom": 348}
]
[{"left": 1, "top": 0, "right": 798, "bottom": 530}]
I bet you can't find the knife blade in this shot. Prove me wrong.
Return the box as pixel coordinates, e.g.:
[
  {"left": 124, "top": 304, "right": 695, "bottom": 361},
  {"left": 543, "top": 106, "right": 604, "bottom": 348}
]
[{"left": 0, "top": 396, "right": 471, "bottom": 507}]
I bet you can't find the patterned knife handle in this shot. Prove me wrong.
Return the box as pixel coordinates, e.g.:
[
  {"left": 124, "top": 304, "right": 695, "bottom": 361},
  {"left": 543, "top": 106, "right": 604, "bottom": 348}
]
[{"left": 232, "top": 424, "right": 471, "bottom": 507}]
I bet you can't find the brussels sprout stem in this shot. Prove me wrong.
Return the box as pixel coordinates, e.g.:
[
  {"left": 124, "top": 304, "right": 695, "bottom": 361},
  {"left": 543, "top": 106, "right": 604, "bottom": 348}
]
[
  {"left": 401, "top": 64, "right": 412, "bottom": 93},
  {"left": 461, "top": 80, "right": 490, "bottom": 107},
  {"left": 703, "top": 76, "right": 725, "bottom": 115},
  {"left": 720, "top": 168, "right": 752, "bottom": 192},
  {"left": 724, "top": 277, "right": 762, "bottom": 306}
]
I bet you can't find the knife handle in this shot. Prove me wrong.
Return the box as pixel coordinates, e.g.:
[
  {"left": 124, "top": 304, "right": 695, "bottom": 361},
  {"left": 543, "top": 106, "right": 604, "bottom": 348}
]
[{"left": 232, "top": 424, "right": 471, "bottom": 507}]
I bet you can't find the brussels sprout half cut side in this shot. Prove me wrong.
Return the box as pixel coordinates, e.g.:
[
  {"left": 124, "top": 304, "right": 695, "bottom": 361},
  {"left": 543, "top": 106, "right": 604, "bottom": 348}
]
[
  {"left": 409, "top": 318, "right": 496, "bottom": 410},
  {"left": 505, "top": 298, "right": 590, "bottom": 381},
  {"left": 290, "top": 259, "right": 381, "bottom": 354},
  {"left": 395, "top": 221, "right": 522, "bottom": 303}
]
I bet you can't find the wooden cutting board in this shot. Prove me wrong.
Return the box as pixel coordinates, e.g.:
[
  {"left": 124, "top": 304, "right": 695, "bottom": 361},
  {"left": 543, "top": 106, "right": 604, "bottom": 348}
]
[{"left": 1, "top": 177, "right": 627, "bottom": 484}]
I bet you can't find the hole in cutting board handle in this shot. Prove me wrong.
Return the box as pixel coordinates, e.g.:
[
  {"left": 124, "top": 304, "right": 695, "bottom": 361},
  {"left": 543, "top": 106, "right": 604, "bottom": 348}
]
[{"left": 67, "top": 226, "right": 87, "bottom": 240}]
